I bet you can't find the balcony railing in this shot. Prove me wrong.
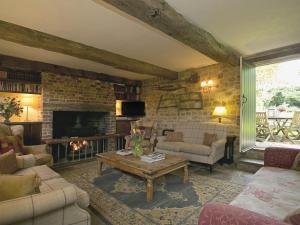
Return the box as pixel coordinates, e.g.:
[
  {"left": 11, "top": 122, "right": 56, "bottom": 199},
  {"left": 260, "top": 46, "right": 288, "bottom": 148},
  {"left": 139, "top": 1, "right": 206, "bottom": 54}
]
[{"left": 43, "top": 134, "right": 127, "bottom": 167}]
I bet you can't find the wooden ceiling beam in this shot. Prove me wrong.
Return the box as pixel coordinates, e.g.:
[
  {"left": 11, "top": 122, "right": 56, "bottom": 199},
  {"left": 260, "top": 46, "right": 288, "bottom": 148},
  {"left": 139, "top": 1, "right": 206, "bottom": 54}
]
[
  {"left": 97, "top": 0, "right": 240, "bottom": 66},
  {"left": 0, "top": 54, "right": 142, "bottom": 86},
  {"left": 0, "top": 20, "right": 178, "bottom": 79}
]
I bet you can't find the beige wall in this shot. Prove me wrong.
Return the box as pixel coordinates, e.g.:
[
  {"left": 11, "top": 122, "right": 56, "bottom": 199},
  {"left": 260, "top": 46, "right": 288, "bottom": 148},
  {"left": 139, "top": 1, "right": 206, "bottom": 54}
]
[
  {"left": 141, "top": 63, "right": 241, "bottom": 157},
  {"left": 0, "top": 92, "right": 42, "bottom": 122}
]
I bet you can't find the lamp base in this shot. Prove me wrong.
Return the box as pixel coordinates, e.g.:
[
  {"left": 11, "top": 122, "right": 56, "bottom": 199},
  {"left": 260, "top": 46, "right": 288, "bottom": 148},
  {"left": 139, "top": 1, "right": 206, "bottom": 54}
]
[{"left": 218, "top": 117, "right": 222, "bottom": 123}]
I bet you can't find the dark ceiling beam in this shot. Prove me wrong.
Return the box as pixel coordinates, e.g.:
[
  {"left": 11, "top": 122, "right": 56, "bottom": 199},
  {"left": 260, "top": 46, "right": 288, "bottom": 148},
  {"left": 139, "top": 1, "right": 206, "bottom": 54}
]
[
  {"left": 0, "top": 54, "right": 142, "bottom": 86},
  {"left": 97, "top": 0, "right": 240, "bottom": 66},
  {"left": 0, "top": 20, "right": 178, "bottom": 79},
  {"left": 244, "top": 43, "right": 300, "bottom": 63}
]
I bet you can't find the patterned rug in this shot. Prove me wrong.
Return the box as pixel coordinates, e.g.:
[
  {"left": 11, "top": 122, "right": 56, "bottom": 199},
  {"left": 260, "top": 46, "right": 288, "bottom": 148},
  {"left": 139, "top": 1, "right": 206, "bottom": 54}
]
[{"left": 58, "top": 161, "right": 246, "bottom": 225}]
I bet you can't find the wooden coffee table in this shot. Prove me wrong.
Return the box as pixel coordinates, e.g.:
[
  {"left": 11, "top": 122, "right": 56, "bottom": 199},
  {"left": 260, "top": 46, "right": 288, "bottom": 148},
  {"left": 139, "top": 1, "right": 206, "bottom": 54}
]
[{"left": 96, "top": 152, "right": 188, "bottom": 202}]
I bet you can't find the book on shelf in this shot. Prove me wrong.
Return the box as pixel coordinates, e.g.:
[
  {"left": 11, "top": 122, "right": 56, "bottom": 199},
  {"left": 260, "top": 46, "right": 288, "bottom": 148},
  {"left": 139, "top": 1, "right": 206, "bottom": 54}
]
[{"left": 141, "top": 152, "right": 165, "bottom": 163}]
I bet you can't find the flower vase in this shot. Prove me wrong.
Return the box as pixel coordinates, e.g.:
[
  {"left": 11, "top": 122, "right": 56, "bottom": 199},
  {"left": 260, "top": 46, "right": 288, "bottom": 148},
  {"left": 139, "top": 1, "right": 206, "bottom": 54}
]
[
  {"left": 3, "top": 116, "right": 11, "bottom": 124},
  {"left": 133, "top": 144, "right": 143, "bottom": 158}
]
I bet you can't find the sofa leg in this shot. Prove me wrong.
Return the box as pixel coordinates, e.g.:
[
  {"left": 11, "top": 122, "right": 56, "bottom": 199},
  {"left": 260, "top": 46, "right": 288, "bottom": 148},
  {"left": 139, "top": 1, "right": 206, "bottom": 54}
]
[{"left": 209, "top": 165, "right": 213, "bottom": 173}]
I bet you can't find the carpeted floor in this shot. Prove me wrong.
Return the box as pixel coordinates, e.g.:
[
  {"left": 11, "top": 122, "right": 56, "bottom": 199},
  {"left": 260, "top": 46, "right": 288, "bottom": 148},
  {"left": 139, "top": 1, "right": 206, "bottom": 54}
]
[{"left": 57, "top": 161, "right": 253, "bottom": 225}]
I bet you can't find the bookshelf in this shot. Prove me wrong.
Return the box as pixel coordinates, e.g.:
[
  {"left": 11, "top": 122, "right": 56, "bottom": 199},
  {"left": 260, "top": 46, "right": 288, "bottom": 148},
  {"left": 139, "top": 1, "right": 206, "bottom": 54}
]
[{"left": 0, "top": 70, "right": 42, "bottom": 94}]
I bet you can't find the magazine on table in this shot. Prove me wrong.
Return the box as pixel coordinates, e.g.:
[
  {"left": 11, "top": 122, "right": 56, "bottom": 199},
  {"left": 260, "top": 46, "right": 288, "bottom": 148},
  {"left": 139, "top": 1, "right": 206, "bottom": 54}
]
[
  {"left": 141, "top": 152, "right": 166, "bottom": 163},
  {"left": 116, "top": 149, "right": 133, "bottom": 156}
]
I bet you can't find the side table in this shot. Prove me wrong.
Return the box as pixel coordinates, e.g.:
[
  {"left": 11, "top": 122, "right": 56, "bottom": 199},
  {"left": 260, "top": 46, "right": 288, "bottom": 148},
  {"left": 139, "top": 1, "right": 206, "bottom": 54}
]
[{"left": 222, "top": 135, "right": 237, "bottom": 164}]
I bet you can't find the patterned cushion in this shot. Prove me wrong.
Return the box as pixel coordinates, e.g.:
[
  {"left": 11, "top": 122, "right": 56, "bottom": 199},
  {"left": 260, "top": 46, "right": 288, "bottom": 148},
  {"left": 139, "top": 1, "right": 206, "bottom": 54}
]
[
  {"left": 203, "top": 133, "right": 217, "bottom": 146},
  {"left": 0, "top": 173, "right": 41, "bottom": 201},
  {"left": 292, "top": 152, "right": 300, "bottom": 171},
  {"left": 0, "top": 136, "right": 24, "bottom": 154},
  {"left": 0, "top": 150, "right": 18, "bottom": 174},
  {"left": 264, "top": 147, "right": 299, "bottom": 169},
  {"left": 165, "top": 132, "right": 183, "bottom": 142},
  {"left": 0, "top": 139, "right": 14, "bottom": 154},
  {"left": 284, "top": 208, "right": 300, "bottom": 225},
  {"left": 137, "top": 126, "right": 152, "bottom": 140}
]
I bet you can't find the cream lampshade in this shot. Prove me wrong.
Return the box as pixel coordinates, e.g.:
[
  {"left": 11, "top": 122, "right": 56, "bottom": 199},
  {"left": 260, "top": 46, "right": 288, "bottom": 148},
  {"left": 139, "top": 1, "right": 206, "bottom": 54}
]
[
  {"left": 22, "top": 96, "right": 33, "bottom": 121},
  {"left": 213, "top": 106, "right": 227, "bottom": 123}
]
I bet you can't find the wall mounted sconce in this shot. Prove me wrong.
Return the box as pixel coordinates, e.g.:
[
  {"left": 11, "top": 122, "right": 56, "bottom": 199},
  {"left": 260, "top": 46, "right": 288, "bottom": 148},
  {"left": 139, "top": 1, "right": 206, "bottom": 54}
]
[{"left": 200, "top": 79, "right": 214, "bottom": 93}]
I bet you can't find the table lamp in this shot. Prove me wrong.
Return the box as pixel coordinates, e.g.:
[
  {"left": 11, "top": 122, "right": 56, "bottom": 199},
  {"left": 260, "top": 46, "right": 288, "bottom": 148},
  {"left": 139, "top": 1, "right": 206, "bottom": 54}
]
[
  {"left": 213, "top": 106, "right": 227, "bottom": 123},
  {"left": 22, "top": 97, "right": 33, "bottom": 121}
]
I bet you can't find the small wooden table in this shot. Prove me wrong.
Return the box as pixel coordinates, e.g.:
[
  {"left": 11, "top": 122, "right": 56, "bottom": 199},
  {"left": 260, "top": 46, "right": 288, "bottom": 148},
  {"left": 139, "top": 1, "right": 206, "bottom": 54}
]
[{"left": 96, "top": 152, "right": 188, "bottom": 202}]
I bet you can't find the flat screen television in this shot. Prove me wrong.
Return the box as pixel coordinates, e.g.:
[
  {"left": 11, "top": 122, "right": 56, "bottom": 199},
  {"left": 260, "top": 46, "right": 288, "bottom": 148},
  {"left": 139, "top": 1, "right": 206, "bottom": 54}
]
[{"left": 121, "top": 101, "right": 145, "bottom": 117}]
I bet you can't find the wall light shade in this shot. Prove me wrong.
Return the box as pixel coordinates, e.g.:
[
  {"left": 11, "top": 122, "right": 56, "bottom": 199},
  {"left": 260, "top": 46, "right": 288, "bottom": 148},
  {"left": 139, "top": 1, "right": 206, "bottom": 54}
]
[
  {"left": 213, "top": 106, "right": 227, "bottom": 123},
  {"left": 116, "top": 100, "right": 122, "bottom": 116}
]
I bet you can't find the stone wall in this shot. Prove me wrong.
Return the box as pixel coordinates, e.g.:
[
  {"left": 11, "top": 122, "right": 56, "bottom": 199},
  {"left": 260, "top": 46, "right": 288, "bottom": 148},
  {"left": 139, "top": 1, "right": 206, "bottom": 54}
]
[
  {"left": 141, "top": 63, "right": 241, "bottom": 158},
  {"left": 42, "top": 73, "right": 116, "bottom": 139}
]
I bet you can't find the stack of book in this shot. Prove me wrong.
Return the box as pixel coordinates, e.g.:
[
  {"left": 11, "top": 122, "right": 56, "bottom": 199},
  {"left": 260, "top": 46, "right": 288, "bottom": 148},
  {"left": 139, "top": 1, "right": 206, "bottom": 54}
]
[
  {"left": 141, "top": 152, "right": 165, "bottom": 163},
  {"left": 116, "top": 149, "right": 133, "bottom": 156}
]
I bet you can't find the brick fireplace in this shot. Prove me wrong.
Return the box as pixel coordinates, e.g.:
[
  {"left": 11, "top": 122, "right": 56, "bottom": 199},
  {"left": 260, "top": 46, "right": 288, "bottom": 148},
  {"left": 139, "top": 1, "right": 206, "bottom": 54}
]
[{"left": 41, "top": 72, "right": 116, "bottom": 140}]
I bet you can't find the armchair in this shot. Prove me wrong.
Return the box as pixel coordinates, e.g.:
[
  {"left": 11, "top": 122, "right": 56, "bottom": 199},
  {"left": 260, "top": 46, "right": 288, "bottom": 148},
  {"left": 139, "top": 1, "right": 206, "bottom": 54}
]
[{"left": 0, "top": 124, "right": 53, "bottom": 166}]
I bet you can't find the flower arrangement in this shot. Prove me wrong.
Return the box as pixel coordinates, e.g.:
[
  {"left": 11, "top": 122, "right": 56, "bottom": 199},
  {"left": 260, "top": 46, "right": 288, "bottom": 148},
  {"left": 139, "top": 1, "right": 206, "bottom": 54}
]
[
  {"left": 130, "top": 127, "right": 145, "bottom": 157},
  {"left": 0, "top": 97, "right": 23, "bottom": 123}
]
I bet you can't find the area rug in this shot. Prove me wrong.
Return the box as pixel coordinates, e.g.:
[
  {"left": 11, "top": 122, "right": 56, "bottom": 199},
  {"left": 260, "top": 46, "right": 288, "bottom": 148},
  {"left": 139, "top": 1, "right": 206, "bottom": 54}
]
[{"left": 58, "top": 161, "right": 246, "bottom": 225}]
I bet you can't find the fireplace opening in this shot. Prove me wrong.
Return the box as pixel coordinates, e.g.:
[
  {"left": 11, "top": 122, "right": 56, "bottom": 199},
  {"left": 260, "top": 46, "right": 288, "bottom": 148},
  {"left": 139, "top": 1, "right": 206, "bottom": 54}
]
[{"left": 52, "top": 111, "right": 110, "bottom": 162}]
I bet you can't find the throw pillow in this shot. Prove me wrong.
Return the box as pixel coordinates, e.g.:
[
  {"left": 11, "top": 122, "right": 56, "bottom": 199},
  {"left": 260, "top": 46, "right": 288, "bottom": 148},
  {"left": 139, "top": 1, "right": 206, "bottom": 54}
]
[
  {"left": 165, "top": 132, "right": 183, "bottom": 142},
  {"left": 138, "top": 126, "right": 152, "bottom": 140},
  {"left": 292, "top": 152, "right": 300, "bottom": 171},
  {"left": 0, "top": 135, "right": 24, "bottom": 155},
  {"left": 0, "top": 173, "right": 41, "bottom": 201},
  {"left": 0, "top": 123, "right": 12, "bottom": 137},
  {"left": 203, "top": 133, "right": 218, "bottom": 146},
  {"left": 284, "top": 208, "right": 300, "bottom": 225},
  {"left": 0, "top": 150, "right": 18, "bottom": 174}
]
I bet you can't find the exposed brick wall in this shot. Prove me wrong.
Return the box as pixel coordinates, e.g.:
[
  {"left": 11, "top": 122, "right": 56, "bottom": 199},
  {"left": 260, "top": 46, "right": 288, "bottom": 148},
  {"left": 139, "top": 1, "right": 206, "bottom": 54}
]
[
  {"left": 141, "top": 63, "right": 241, "bottom": 159},
  {"left": 41, "top": 73, "right": 116, "bottom": 139}
]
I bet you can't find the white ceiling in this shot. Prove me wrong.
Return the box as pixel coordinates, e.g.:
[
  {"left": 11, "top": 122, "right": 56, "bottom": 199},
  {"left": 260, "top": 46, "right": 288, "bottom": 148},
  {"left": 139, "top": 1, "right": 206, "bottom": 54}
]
[
  {"left": 0, "top": 0, "right": 216, "bottom": 80},
  {"left": 165, "top": 0, "right": 300, "bottom": 56}
]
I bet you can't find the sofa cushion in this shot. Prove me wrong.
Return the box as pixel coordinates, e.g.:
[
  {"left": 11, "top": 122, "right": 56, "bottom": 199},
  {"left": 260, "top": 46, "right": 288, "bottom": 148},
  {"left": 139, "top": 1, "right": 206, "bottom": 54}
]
[
  {"left": 156, "top": 141, "right": 183, "bottom": 152},
  {"left": 231, "top": 167, "right": 300, "bottom": 221},
  {"left": 203, "top": 133, "right": 217, "bottom": 146},
  {"left": 179, "top": 143, "right": 212, "bottom": 156},
  {"left": 14, "top": 165, "right": 60, "bottom": 181},
  {"left": 292, "top": 152, "right": 300, "bottom": 171},
  {"left": 0, "top": 150, "right": 18, "bottom": 174},
  {"left": 165, "top": 132, "right": 183, "bottom": 142},
  {"left": 0, "top": 135, "right": 24, "bottom": 154},
  {"left": 34, "top": 153, "right": 53, "bottom": 166},
  {"left": 40, "top": 178, "right": 89, "bottom": 208},
  {"left": 284, "top": 208, "right": 300, "bottom": 225},
  {"left": 0, "top": 173, "right": 41, "bottom": 201}
]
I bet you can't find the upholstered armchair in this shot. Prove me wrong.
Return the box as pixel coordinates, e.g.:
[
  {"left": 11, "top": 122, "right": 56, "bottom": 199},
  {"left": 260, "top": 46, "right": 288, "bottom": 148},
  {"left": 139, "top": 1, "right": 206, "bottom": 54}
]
[{"left": 0, "top": 124, "right": 53, "bottom": 166}]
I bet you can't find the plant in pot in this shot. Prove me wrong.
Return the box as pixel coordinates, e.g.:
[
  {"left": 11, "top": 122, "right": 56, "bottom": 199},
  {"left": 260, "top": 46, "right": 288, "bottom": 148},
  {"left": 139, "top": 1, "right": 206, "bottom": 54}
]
[
  {"left": 0, "top": 97, "right": 23, "bottom": 123},
  {"left": 130, "top": 127, "right": 145, "bottom": 158}
]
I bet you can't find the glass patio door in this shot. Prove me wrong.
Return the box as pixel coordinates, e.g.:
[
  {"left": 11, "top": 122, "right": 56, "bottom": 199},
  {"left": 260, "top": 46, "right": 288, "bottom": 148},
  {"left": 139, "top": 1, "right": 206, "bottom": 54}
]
[{"left": 240, "top": 58, "right": 256, "bottom": 151}]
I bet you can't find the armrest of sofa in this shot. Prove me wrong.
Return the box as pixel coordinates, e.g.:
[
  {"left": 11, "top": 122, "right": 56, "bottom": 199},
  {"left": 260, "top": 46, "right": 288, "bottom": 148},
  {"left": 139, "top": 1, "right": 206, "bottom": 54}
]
[
  {"left": 0, "top": 186, "right": 78, "bottom": 225},
  {"left": 198, "top": 202, "right": 288, "bottom": 225},
  {"left": 156, "top": 136, "right": 166, "bottom": 143},
  {"left": 264, "top": 147, "right": 300, "bottom": 169},
  {"left": 211, "top": 138, "right": 226, "bottom": 152},
  {"left": 16, "top": 154, "right": 36, "bottom": 168},
  {"left": 23, "top": 144, "right": 48, "bottom": 155}
]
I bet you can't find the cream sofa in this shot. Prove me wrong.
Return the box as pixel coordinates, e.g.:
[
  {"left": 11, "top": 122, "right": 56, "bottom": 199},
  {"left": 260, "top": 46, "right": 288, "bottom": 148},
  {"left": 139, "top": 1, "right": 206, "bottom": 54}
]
[
  {"left": 155, "top": 122, "right": 227, "bottom": 170},
  {"left": 0, "top": 159, "right": 90, "bottom": 225}
]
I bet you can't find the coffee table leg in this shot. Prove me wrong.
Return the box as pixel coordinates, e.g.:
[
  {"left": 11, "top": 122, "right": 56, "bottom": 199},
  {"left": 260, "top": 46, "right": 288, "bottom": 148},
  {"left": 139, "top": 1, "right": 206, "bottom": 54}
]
[
  {"left": 97, "top": 160, "right": 103, "bottom": 176},
  {"left": 146, "top": 178, "right": 153, "bottom": 202},
  {"left": 183, "top": 165, "right": 188, "bottom": 183}
]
